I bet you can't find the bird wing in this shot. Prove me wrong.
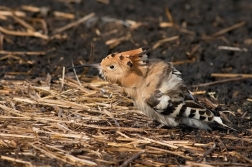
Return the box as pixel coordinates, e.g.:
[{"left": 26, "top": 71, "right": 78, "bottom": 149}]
[{"left": 145, "top": 63, "right": 234, "bottom": 130}]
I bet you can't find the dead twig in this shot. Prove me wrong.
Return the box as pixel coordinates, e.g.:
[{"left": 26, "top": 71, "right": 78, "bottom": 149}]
[
  {"left": 165, "top": 7, "right": 174, "bottom": 23},
  {"left": 192, "top": 77, "right": 248, "bottom": 87},
  {"left": 211, "top": 73, "right": 252, "bottom": 78},
  {"left": 198, "top": 143, "right": 216, "bottom": 162},
  {"left": 21, "top": 5, "right": 75, "bottom": 19},
  {"left": 0, "top": 11, "right": 26, "bottom": 17},
  {"left": 29, "top": 18, "right": 48, "bottom": 35},
  {"left": 11, "top": 14, "right": 35, "bottom": 31},
  {"left": 172, "top": 59, "right": 195, "bottom": 65},
  {"left": 229, "top": 151, "right": 252, "bottom": 164},
  {"left": 71, "top": 60, "right": 82, "bottom": 86},
  {"left": 0, "top": 32, "right": 3, "bottom": 50},
  {"left": 159, "top": 22, "right": 174, "bottom": 28},
  {"left": 119, "top": 150, "right": 145, "bottom": 167},
  {"left": 105, "top": 33, "right": 131, "bottom": 49},
  {"left": 61, "top": 67, "right": 65, "bottom": 91},
  {"left": 152, "top": 35, "right": 179, "bottom": 50},
  {"left": 53, "top": 12, "right": 95, "bottom": 34},
  {"left": 96, "top": 0, "right": 110, "bottom": 4},
  {"left": 207, "top": 162, "right": 251, "bottom": 166},
  {"left": 0, "top": 50, "right": 48, "bottom": 55},
  {"left": 54, "top": 11, "right": 75, "bottom": 19},
  {"left": 186, "top": 161, "right": 214, "bottom": 167},
  {"left": 218, "top": 46, "right": 248, "bottom": 52},
  {"left": 0, "top": 155, "right": 33, "bottom": 167},
  {"left": 0, "top": 26, "right": 48, "bottom": 39},
  {"left": 28, "top": 143, "right": 97, "bottom": 166},
  {"left": 146, "top": 146, "right": 193, "bottom": 160},
  {"left": 192, "top": 91, "right": 206, "bottom": 95},
  {"left": 211, "top": 21, "right": 245, "bottom": 37}
]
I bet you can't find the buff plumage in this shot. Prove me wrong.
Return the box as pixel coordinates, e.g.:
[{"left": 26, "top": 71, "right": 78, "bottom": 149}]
[{"left": 70, "top": 47, "right": 235, "bottom": 130}]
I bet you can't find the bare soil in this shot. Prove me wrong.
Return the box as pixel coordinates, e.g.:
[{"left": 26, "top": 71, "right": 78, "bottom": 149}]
[{"left": 0, "top": 0, "right": 252, "bottom": 166}]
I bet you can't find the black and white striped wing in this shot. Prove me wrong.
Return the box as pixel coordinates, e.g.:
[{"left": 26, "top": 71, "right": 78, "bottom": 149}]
[{"left": 145, "top": 66, "right": 227, "bottom": 130}]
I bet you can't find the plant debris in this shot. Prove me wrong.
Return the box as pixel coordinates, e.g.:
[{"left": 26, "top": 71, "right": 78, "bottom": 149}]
[{"left": 0, "top": 0, "right": 251, "bottom": 166}]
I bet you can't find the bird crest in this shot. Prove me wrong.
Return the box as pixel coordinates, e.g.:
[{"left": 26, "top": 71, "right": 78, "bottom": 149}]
[{"left": 100, "top": 47, "right": 149, "bottom": 69}]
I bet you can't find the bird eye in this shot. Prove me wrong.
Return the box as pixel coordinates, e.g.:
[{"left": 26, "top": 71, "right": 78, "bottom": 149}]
[{"left": 109, "top": 65, "right": 115, "bottom": 69}]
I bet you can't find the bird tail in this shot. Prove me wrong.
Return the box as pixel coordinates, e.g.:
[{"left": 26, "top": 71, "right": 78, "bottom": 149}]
[
  {"left": 179, "top": 117, "right": 212, "bottom": 130},
  {"left": 213, "top": 116, "right": 237, "bottom": 131},
  {"left": 179, "top": 116, "right": 237, "bottom": 131}
]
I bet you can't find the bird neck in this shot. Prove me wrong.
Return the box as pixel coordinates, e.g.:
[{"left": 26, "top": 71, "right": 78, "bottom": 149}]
[{"left": 120, "top": 66, "right": 147, "bottom": 88}]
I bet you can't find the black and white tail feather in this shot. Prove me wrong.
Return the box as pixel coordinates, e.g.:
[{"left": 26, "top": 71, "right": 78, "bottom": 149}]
[{"left": 140, "top": 48, "right": 236, "bottom": 131}]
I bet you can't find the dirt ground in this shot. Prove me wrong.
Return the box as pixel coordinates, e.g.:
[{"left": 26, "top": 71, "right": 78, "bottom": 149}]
[{"left": 0, "top": 0, "right": 252, "bottom": 166}]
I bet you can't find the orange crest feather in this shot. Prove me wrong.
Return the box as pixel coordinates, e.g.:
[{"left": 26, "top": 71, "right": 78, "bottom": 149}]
[
  {"left": 120, "top": 47, "right": 149, "bottom": 66},
  {"left": 101, "top": 47, "right": 149, "bottom": 69}
]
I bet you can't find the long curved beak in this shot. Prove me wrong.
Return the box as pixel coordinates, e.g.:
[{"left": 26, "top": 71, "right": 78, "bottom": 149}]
[{"left": 68, "top": 63, "right": 100, "bottom": 71}]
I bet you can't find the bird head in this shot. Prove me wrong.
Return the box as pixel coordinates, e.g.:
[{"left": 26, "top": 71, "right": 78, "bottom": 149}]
[{"left": 69, "top": 47, "right": 149, "bottom": 87}]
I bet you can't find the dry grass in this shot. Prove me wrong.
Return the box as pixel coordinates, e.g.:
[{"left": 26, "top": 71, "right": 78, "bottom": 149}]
[
  {"left": 0, "top": 3, "right": 251, "bottom": 167},
  {"left": 0, "top": 75, "right": 251, "bottom": 166}
]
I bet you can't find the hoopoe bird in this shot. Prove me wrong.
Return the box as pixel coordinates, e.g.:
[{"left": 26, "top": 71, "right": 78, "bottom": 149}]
[{"left": 69, "top": 47, "right": 235, "bottom": 130}]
